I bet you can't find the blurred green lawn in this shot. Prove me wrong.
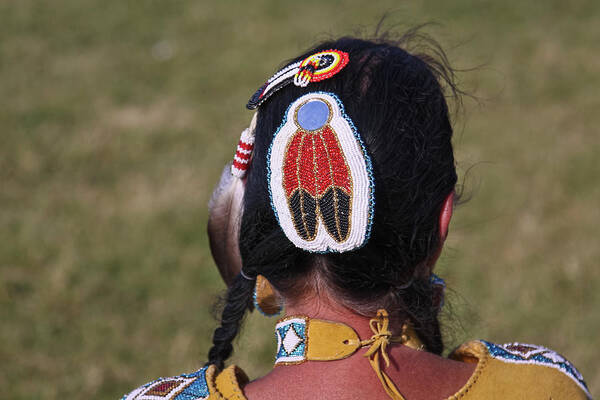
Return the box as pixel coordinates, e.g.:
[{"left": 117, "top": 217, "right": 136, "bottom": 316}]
[{"left": 1, "top": 1, "right": 599, "bottom": 398}]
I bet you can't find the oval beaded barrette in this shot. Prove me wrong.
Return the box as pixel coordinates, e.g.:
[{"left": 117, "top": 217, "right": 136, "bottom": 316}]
[{"left": 268, "top": 91, "right": 374, "bottom": 253}]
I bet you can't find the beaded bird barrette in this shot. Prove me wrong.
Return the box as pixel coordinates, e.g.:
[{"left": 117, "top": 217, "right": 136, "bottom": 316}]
[{"left": 247, "top": 49, "right": 349, "bottom": 110}]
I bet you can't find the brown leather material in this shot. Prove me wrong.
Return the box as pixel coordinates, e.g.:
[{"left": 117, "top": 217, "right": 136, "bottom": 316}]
[
  {"left": 305, "top": 318, "right": 361, "bottom": 360},
  {"left": 254, "top": 275, "right": 281, "bottom": 316},
  {"left": 215, "top": 365, "right": 249, "bottom": 400}
]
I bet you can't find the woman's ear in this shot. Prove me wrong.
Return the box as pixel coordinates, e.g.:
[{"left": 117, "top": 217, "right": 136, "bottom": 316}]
[
  {"left": 416, "top": 191, "right": 455, "bottom": 278},
  {"left": 439, "top": 191, "right": 454, "bottom": 241}
]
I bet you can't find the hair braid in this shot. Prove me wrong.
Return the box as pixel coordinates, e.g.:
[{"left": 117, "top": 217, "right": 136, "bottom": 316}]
[
  {"left": 205, "top": 274, "right": 255, "bottom": 370},
  {"left": 403, "top": 280, "right": 444, "bottom": 355}
]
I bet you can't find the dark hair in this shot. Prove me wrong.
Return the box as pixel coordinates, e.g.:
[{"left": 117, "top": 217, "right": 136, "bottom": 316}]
[{"left": 207, "top": 33, "right": 459, "bottom": 370}]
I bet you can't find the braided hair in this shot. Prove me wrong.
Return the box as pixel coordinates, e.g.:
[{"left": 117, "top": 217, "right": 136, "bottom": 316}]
[{"left": 207, "top": 32, "right": 460, "bottom": 369}]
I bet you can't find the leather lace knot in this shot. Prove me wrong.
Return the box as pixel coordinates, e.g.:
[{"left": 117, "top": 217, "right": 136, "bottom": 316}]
[
  {"left": 362, "top": 309, "right": 394, "bottom": 367},
  {"left": 360, "top": 309, "right": 407, "bottom": 400}
]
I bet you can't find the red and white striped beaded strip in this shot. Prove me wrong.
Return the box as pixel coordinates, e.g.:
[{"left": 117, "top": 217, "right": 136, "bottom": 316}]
[{"left": 231, "top": 113, "right": 257, "bottom": 178}]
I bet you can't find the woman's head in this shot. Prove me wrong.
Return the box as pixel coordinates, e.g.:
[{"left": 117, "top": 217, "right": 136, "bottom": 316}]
[{"left": 207, "top": 34, "right": 459, "bottom": 370}]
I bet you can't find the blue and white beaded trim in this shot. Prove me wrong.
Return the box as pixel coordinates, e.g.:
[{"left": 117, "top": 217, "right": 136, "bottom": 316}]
[
  {"left": 275, "top": 317, "right": 308, "bottom": 364},
  {"left": 121, "top": 367, "right": 210, "bottom": 400},
  {"left": 481, "top": 341, "right": 591, "bottom": 399},
  {"left": 267, "top": 92, "right": 375, "bottom": 253}
]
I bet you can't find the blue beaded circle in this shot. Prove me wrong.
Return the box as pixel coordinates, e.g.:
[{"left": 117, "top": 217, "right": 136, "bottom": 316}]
[{"left": 296, "top": 99, "right": 329, "bottom": 131}]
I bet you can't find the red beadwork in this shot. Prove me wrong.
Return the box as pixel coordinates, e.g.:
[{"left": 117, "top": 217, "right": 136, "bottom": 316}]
[
  {"left": 232, "top": 136, "right": 254, "bottom": 176},
  {"left": 283, "top": 131, "right": 302, "bottom": 195},
  {"left": 283, "top": 126, "right": 351, "bottom": 198},
  {"left": 505, "top": 344, "right": 538, "bottom": 355},
  {"left": 321, "top": 126, "right": 351, "bottom": 192},
  {"left": 298, "top": 134, "right": 316, "bottom": 195},
  {"left": 310, "top": 50, "right": 349, "bottom": 82},
  {"left": 235, "top": 150, "right": 251, "bottom": 161},
  {"left": 146, "top": 380, "right": 181, "bottom": 395},
  {"left": 238, "top": 141, "right": 253, "bottom": 151},
  {"left": 232, "top": 159, "right": 249, "bottom": 171}
]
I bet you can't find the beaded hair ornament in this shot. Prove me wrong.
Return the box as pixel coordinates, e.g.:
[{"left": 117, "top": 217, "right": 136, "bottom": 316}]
[
  {"left": 232, "top": 50, "right": 370, "bottom": 316},
  {"left": 231, "top": 118, "right": 256, "bottom": 178},
  {"left": 268, "top": 92, "right": 374, "bottom": 252},
  {"left": 247, "top": 49, "right": 349, "bottom": 110}
]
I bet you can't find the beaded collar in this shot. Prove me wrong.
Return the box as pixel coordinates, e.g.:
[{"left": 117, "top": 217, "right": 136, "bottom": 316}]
[{"left": 274, "top": 310, "right": 424, "bottom": 400}]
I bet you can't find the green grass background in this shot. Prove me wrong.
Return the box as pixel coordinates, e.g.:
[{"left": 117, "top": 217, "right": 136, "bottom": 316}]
[{"left": 1, "top": 1, "right": 599, "bottom": 398}]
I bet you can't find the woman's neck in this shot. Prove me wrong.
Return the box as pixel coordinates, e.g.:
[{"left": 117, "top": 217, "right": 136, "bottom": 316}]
[
  {"left": 244, "top": 295, "right": 477, "bottom": 400},
  {"left": 283, "top": 294, "right": 399, "bottom": 341}
]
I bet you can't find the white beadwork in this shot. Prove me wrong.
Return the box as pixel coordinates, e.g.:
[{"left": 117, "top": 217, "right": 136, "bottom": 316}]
[
  {"left": 262, "top": 62, "right": 301, "bottom": 98},
  {"left": 275, "top": 317, "right": 307, "bottom": 364},
  {"left": 293, "top": 71, "right": 311, "bottom": 87},
  {"left": 282, "top": 325, "right": 303, "bottom": 354}
]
